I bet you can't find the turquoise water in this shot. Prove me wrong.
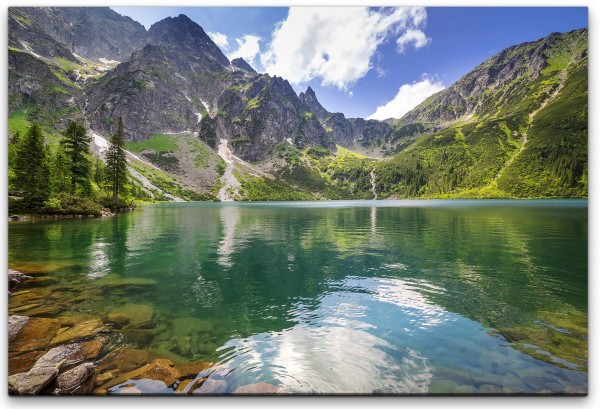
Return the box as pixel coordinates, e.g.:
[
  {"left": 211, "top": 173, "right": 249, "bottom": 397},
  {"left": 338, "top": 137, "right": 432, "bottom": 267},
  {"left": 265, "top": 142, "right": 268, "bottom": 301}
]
[{"left": 8, "top": 200, "right": 588, "bottom": 394}]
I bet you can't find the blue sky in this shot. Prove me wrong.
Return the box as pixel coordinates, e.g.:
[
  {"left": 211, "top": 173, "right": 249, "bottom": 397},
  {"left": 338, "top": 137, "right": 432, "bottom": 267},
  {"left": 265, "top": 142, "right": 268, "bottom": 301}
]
[{"left": 112, "top": 6, "right": 588, "bottom": 120}]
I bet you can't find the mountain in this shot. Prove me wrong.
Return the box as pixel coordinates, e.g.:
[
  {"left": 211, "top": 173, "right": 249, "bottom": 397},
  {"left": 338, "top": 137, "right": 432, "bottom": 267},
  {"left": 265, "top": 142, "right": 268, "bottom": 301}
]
[
  {"left": 375, "top": 28, "right": 588, "bottom": 198},
  {"left": 7, "top": 7, "right": 588, "bottom": 201},
  {"left": 299, "top": 86, "right": 392, "bottom": 154}
]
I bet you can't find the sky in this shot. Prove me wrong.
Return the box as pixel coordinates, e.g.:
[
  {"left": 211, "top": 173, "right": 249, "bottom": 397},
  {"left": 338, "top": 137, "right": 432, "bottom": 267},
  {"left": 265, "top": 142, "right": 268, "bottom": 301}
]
[{"left": 116, "top": 7, "right": 584, "bottom": 119}]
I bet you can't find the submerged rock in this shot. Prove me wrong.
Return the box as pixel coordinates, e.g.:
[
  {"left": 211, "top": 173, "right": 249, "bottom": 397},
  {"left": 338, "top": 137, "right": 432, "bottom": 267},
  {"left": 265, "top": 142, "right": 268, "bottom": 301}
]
[
  {"left": 94, "top": 358, "right": 180, "bottom": 394},
  {"left": 49, "top": 319, "right": 106, "bottom": 346},
  {"left": 106, "top": 313, "right": 129, "bottom": 328},
  {"left": 233, "top": 382, "right": 283, "bottom": 394},
  {"left": 55, "top": 362, "right": 95, "bottom": 394},
  {"left": 174, "top": 361, "right": 212, "bottom": 379},
  {"left": 10, "top": 317, "right": 60, "bottom": 353},
  {"left": 108, "top": 303, "right": 154, "bottom": 328},
  {"left": 8, "top": 350, "right": 45, "bottom": 376}
]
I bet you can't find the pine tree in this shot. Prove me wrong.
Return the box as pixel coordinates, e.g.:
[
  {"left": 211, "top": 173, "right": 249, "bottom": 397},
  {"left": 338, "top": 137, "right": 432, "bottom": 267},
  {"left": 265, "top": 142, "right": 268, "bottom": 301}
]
[
  {"left": 105, "top": 117, "right": 128, "bottom": 204},
  {"left": 61, "top": 121, "right": 92, "bottom": 195},
  {"left": 93, "top": 157, "right": 105, "bottom": 185},
  {"left": 50, "top": 145, "right": 71, "bottom": 194},
  {"left": 14, "top": 122, "right": 51, "bottom": 209}
]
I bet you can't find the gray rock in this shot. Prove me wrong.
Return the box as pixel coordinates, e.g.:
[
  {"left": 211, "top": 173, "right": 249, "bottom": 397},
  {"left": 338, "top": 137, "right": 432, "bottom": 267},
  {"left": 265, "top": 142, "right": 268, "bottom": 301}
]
[
  {"left": 8, "top": 315, "right": 29, "bottom": 342},
  {"left": 193, "top": 378, "right": 228, "bottom": 394},
  {"left": 8, "top": 366, "right": 59, "bottom": 395},
  {"left": 55, "top": 362, "right": 95, "bottom": 394},
  {"left": 9, "top": 269, "right": 33, "bottom": 292}
]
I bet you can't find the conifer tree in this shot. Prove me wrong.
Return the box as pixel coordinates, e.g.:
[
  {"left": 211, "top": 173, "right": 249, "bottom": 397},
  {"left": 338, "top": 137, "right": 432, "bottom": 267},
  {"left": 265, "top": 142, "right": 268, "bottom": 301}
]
[
  {"left": 50, "top": 145, "right": 71, "bottom": 194},
  {"left": 14, "top": 122, "right": 50, "bottom": 209},
  {"left": 61, "top": 121, "right": 91, "bottom": 195},
  {"left": 105, "top": 117, "right": 128, "bottom": 204},
  {"left": 93, "top": 157, "right": 105, "bottom": 185}
]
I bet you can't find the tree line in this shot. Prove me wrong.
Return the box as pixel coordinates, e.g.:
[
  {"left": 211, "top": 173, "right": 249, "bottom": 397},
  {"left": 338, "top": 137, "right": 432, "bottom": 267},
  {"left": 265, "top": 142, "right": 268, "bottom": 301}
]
[{"left": 8, "top": 117, "right": 140, "bottom": 215}]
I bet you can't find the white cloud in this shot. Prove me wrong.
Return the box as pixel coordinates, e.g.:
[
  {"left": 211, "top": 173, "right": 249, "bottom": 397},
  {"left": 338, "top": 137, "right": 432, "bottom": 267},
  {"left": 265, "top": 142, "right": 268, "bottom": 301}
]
[
  {"left": 368, "top": 77, "right": 445, "bottom": 120},
  {"left": 261, "top": 7, "right": 429, "bottom": 91},
  {"left": 208, "top": 31, "right": 229, "bottom": 50},
  {"left": 227, "top": 35, "right": 261, "bottom": 66},
  {"left": 396, "top": 29, "right": 430, "bottom": 53}
]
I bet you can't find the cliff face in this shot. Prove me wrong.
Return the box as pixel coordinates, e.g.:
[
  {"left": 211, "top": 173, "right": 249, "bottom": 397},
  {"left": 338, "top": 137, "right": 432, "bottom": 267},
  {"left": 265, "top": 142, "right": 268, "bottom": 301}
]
[
  {"left": 299, "top": 86, "right": 392, "bottom": 153},
  {"left": 10, "top": 7, "right": 148, "bottom": 61}
]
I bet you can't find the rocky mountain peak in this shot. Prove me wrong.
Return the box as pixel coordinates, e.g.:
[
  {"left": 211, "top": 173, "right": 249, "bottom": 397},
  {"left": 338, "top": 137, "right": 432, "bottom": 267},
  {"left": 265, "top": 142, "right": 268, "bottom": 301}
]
[
  {"left": 147, "top": 14, "right": 230, "bottom": 67},
  {"left": 231, "top": 57, "right": 256, "bottom": 73},
  {"left": 299, "top": 86, "right": 330, "bottom": 122}
]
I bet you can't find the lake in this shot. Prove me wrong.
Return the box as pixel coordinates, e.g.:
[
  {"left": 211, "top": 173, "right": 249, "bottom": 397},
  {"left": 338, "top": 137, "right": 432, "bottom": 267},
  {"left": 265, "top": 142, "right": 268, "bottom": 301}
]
[{"left": 8, "top": 199, "right": 588, "bottom": 394}]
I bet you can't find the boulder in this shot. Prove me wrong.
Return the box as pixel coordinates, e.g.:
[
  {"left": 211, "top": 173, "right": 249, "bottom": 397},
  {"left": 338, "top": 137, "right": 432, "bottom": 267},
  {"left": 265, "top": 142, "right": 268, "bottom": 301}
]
[
  {"left": 55, "top": 362, "right": 95, "bottom": 394},
  {"left": 34, "top": 340, "right": 102, "bottom": 371},
  {"left": 174, "top": 361, "right": 212, "bottom": 378},
  {"left": 8, "top": 315, "right": 29, "bottom": 342},
  {"left": 233, "top": 382, "right": 282, "bottom": 394},
  {"left": 8, "top": 366, "right": 59, "bottom": 395},
  {"left": 9, "top": 269, "right": 33, "bottom": 291}
]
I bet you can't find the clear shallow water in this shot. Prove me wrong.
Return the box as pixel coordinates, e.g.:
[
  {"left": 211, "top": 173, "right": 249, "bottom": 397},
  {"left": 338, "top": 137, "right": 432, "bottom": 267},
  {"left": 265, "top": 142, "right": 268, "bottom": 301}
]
[{"left": 8, "top": 200, "right": 588, "bottom": 394}]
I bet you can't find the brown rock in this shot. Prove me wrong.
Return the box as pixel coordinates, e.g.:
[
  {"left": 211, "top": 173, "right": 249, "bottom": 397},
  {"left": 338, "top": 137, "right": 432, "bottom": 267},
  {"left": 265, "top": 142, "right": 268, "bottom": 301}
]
[
  {"left": 34, "top": 340, "right": 102, "bottom": 371},
  {"left": 175, "top": 378, "right": 195, "bottom": 393},
  {"left": 95, "top": 348, "right": 151, "bottom": 375},
  {"left": 107, "top": 313, "right": 129, "bottom": 328},
  {"left": 95, "top": 372, "right": 116, "bottom": 384},
  {"left": 49, "top": 319, "right": 105, "bottom": 346},
  {"left": 109, "top": 303, "right": 154, "bottom": 328},
  {"left": 8, "top": 366, "right": 59, "bottom": 395},
  {"left": 9, "top": 303, "right": 42, "bottom": 313},
  {"left": 94, "top": 358, "right": 180, "bottom": 394},
  {"left": 233, "top": 382, "right": 282, "bottom": 394},
  {"left": 57, "top": 314, "right": 98, "bottom": 327},
  {"left": 175, "top": 361, "right": 212, "bottom": 378},
  {"left": 8, "top": 350, "right": 45, "bottom": 376},
  {"left": 55, "top": 362, "right": 95, "bottom": 394},
  {"left": 120, "top": 328, "right": 156, "bottom": 347},
  {"left": 10, "top": 317, "right": 60, "bottom": 353},
  {"left": 8, "top": 315, "right": 29, "bottom": 342}
]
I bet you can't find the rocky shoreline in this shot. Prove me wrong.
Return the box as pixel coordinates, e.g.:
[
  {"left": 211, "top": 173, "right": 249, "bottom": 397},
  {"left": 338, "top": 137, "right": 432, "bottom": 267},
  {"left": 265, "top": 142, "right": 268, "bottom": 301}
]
[
  {"left": 7, "top": 268, "right": 283, "bottom": 395},
  {"left": 8, "top": 210, "right": 129, "bottom": 222}
]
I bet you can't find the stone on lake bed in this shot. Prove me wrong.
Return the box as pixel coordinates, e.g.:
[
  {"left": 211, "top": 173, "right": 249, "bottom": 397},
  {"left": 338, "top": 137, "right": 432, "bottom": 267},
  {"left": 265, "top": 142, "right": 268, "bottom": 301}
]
[
  {"left": 172, "top": 317, "right": 215, "bottom": 335},
  {"left": 427, "top": 378, "right": 461, "bottom": 394},
  {"left": 9, "top": 303, "right": 42, "bottom": 313},
  {"left": 55, "top": 362, "right": 95, "bottom": 394},
  {"left": 10, "top": 317, "right": 60, "bottom": 353},
  {"left": 120, "top": 328, "right": 157, "bottom": 347},
  {"left": 8, "top": 350, "right": 45, "bottom": 376},
  {"left": 108, "top": 303, "right": 154, "bottom": 328},
  {"left": 107, "top": 313, "right": 129, "bottom": 328},
  {"left": 9, "top": 269, "right": 33, "bottom": 291},
  {"left": 49, "top": 319, "right": 106, "bottom": 346},
  {"left": 8, "top": 365, "right": 59, "bottom": 395},
  {"left": 233, "top": 382, "right": 283, "bottom": 394},
  {"left": 97, "top": 277, "right": 158, "bottom": 289},
  {"left": 95, "top": 348, "right": 151, "bottom": 376},
  {"left": 175, "top": 361, "right": 213, "bottom": 378},
  {"left": 95, "top": 358, "right": 180, "bottom": 394}
]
